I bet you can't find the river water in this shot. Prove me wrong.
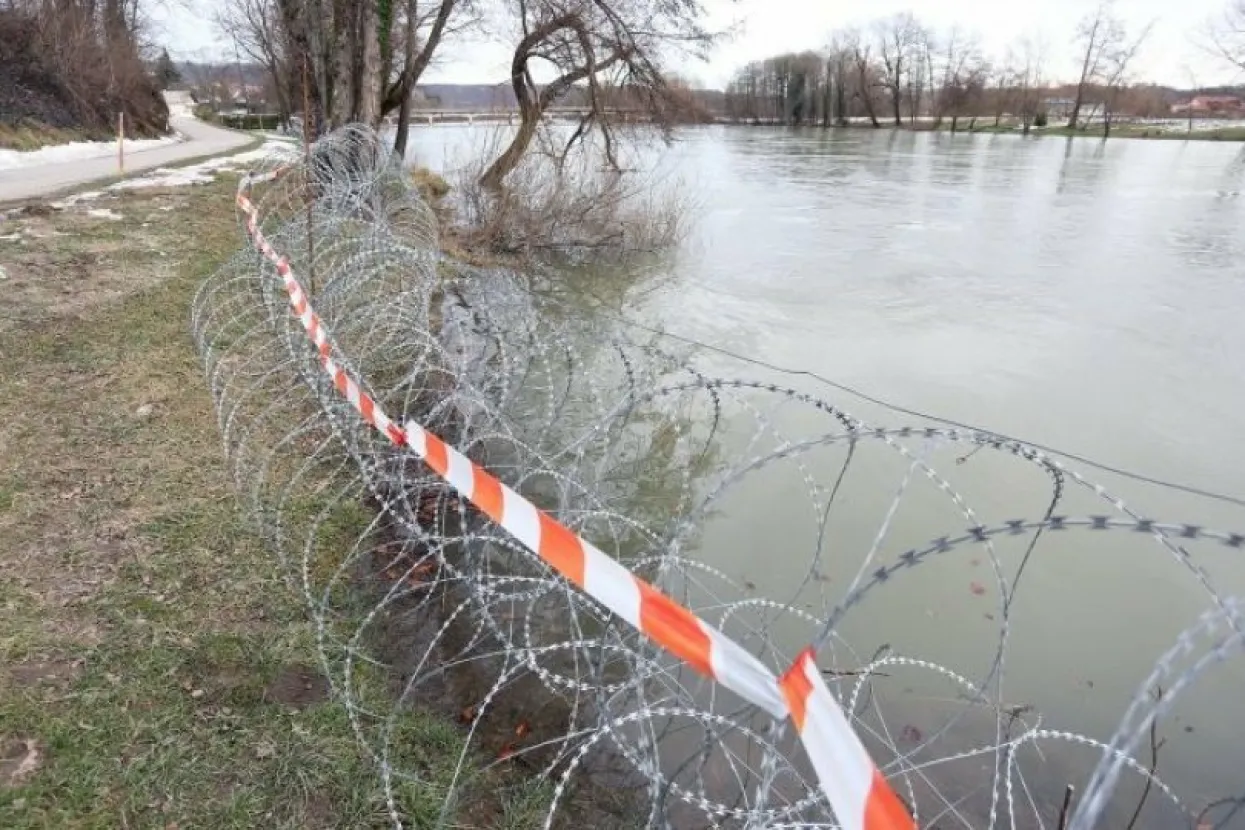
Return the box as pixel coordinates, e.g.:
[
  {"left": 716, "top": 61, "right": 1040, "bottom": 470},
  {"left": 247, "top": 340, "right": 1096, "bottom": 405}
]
[{"left": 407, "top": 126, "right": 1245, "bottom": 826}]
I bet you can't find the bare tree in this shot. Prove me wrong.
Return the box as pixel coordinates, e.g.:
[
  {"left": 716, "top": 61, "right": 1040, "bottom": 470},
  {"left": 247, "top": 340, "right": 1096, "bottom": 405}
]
[
  {"left": 932, "top": 26, "right": 980, "bottom": 130},
  {"left": 216, "top": 0, "right": 294, "bottom": 125},
  {"left": 907, "top": 24, "right": 933, "bottom": 124},
  {"left": 1069, "top": 0, "right": 1123, "bottom": 129},
  {"left": 478, "top": 0, "right": 716, "bottom": 189},
  {"left": 385, "top": 0, "right": 468, "bottom": 156},
  {"left": 824, "top": 30, "right": 855, "bottom": 126},
  {"left": 844, "top": 28, "right": 880, "bottom": 127},
  {"left": 1101, "top": 21, "right": 1153, "bottom": 137},
  {"left": 1183, "top": 63, "right": 1200, "bottom": 135},
  {"left": 1206, "top": 0, "right": 1245, "bottom": 71},
  {"left": 990, "top": 47, "right": 1017, "bottom": 128},
  {"left": 874, "top": 12, "right": 918, "bottom": 126},
  {"left": 272, "top": 0, "right": 464, "bottom": 140},
  {"left": 1015, "top": 35, "right": 1046, "bottom": 135}
]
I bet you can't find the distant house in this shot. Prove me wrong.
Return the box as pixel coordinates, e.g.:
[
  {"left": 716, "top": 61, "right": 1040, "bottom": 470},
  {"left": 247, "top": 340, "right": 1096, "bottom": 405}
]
[
  {"left": 1171, "top": 95, "right": 1244, "bottom": 115},
  {"left": 1041, "top": 97, "right": 1077, "bottom": 120}
]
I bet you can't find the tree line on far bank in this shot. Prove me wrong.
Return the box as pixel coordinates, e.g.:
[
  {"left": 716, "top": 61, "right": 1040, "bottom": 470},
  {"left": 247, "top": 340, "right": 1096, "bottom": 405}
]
[{"left": 723, "top": 1, "right": 1225, "bottom": 137}]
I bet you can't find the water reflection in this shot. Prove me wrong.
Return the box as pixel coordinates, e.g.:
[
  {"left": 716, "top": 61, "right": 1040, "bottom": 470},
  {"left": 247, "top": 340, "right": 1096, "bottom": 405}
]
[{"left": 406, "top": 124, "right": 1245, "bottom": 825}]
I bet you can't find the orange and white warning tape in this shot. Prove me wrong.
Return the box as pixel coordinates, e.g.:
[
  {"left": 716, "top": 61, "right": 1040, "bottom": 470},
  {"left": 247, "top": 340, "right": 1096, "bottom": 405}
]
[
  {"left": 781, "top": 649, "right": 913, "bottom": 828},
  {"left": 235, "top": 173, "right": 915, "bottom": 830}
]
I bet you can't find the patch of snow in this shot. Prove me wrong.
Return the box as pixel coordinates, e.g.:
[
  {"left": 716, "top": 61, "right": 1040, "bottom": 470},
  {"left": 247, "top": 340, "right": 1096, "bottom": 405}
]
[
  {"left": 86, "top": 208, "right": 123, "bottom": 221},
  {"left": 255, "top": 131, "right": 300, "bottom": 144},
  {"left": 0, "top": 136, "right": 181, "bottom": 172},
  {"left": 47, "top": 191, "right": 105, "bottom": 210},
  {"left": 113, "top": 166, "right": 216, "bottom": 189},
  {"left": 108, "top": 141, "right": 297, "bottom": 191}
]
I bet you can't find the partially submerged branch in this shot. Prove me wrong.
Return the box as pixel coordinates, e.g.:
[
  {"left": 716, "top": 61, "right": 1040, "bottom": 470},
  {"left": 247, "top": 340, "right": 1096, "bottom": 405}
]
[{"left": 454, "top": 134, "right": 693, "bottom": 262}]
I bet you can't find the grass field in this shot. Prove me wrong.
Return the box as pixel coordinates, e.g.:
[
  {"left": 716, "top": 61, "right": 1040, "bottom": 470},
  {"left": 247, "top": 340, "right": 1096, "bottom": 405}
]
[
  {"left": 0, "top": 178, "right": 486, "bottom": 828},
  {"left": 0, "top": 124, "right": 98, "bottom": 152}
]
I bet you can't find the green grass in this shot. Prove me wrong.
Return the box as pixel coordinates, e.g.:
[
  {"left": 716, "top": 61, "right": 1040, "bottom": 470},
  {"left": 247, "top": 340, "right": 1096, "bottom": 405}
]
[
  {"left": 956, "top": 122, "right": 1245, "bottom": 141},
  {"left": 0, "top": 123, "right": 97, "bottom": 151},
  {"left": 806, "top": 119, "right": 1245, "bottom": 142},
  {"left": 0, "top": 178, "right": 494, "bottom": 828}
]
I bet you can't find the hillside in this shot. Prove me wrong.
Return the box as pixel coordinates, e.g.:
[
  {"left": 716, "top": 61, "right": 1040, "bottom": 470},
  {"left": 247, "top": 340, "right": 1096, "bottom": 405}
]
[{"left": 0, "top": 8, "right": 168, "bottom": 149}]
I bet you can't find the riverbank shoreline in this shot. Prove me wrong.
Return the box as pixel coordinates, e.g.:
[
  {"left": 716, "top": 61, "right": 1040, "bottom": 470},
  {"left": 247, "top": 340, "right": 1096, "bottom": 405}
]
[{"left": 714, "top": 119, "right": 1245, "bottom": 141}]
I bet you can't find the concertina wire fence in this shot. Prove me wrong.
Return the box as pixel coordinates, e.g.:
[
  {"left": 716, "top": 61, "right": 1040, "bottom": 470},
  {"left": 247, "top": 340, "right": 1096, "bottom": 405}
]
[{"left": 190, "top": 126, "right": 1245, "bottom": 829}]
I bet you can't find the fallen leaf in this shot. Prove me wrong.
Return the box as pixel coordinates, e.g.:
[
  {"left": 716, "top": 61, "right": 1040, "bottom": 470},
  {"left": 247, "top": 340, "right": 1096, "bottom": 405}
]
[
  {"left": 514, "top": 720, "right": 530, "bottom": 739},
  {"left": 497, "top": 742, "right": 517, "bottom": 761},
  {"left": 969, "top": 581, "right": 986, "bottom": 596},
  {"left": 458, "top": 705, "right": 477, "bottom": 724}
]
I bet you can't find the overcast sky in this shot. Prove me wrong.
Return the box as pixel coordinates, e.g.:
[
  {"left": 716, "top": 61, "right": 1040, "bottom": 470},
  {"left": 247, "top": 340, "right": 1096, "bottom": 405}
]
[{"left": 154, "top": 0, "right": 1245, "bottom": 89}]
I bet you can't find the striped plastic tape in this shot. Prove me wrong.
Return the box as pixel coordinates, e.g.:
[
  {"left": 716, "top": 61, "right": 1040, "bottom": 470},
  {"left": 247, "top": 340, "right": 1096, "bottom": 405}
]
[
  {"left": 234, "top": 175, "right": 915, "bottom": 830},
  {"left": 781, "top": 649, "right": 914, "bottom": 830}
]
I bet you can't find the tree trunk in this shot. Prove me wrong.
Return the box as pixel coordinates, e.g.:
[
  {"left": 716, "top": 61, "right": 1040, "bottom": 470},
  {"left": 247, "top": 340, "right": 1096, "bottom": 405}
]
[
  {"left": 393, "top": 80, "right": 413, "bottom": 156},
  {"left": 479, "top": 20, "right": 562, "bottom": 189},
  {"left": 266, "top": 61, "right": 292, "bottom": 126},
  {"left": 480, "top": 14, "right": 624, "bottom": 189},
  {"left": 859, "top": 82, "right": 880, "bottom": 127},
  {"left": 328, "top": 0, "right": 354, "bottom": 126},
  {"left": 891, "top": 83, "right": 901, "bottom": 126},
  {"left": 277, "top": 0, "right": 325, "bottom": 136},
  {"left": 950, "top": 115, "right": 958, "bottom": 132},
  {"left": 382, "top": 0, "right": 455, "bottom": 118},
  {"left": 356, "top": 0, "right": 381, "bottom": 127},
  {"left": 481, "top": 106, "right": 539, "bottom": 189},
  {"left": 1069, "top": 17, "right": 1101, "bottom": 130}
]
